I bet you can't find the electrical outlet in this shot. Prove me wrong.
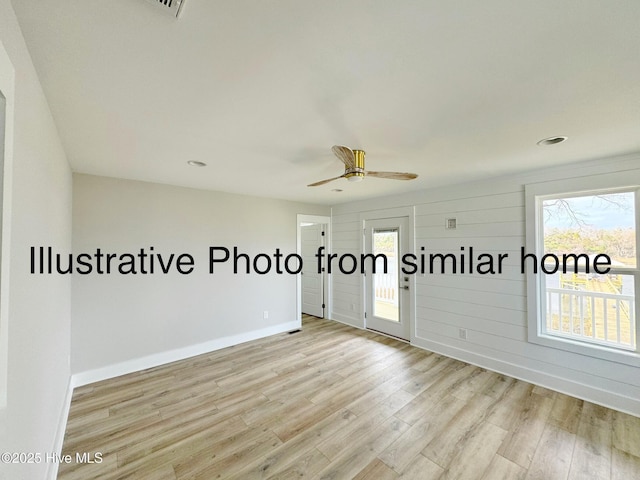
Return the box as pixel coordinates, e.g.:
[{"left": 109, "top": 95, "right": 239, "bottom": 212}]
[
  {"left": 263, "top": 310, "right": 269, "bottom": 319},
  {"left": 351, "top": 304, "right": 356, "bottom": 311},
  {"left": 459, "top": 328, "right": 467, "bottom": 340}
]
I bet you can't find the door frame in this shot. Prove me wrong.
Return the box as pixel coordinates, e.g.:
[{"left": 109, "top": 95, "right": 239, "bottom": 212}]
[
  {"left": 0, "top": 39, "right": 15, "bottom": 409},
  {"left": 296, "top": 214, "right": 331, "bottom": 326},
  {"left": 300, "top": 223, "right": 325, "bottom": 318},
  {"left": 364, "top": 216, "right": 410, "bottom": 340},
  {"left": 360, "top": 207, "right": 415, "bottom": 342}
]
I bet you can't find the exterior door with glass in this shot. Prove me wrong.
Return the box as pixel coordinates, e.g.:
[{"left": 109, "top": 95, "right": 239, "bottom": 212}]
[{"left": 364, "top": 217, "right": 410, "bottom": 340}]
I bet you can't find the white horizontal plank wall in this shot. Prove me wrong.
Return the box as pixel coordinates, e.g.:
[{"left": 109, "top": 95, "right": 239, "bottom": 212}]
[
  {"left": 331, "top": 152, "right": 640, "bottom": 416},
  {"left": 330, "top": 212, "right": 362, "bottom": 327}
]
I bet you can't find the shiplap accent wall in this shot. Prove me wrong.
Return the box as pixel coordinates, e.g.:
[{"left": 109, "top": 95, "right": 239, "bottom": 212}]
[
  {"left": 331, "top": 153, "right": 640, "bottom": 416},
  {"left": 331, "top": 212, "right": 363, "bottom": 324}
]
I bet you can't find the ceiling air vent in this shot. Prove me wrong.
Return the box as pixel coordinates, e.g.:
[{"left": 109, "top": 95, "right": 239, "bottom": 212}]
[{"left": 145, "top": 0, "right": 186, "bottom": 18}]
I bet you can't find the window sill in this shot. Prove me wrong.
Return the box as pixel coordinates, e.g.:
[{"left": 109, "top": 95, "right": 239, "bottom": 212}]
[{"left": 528, "top": 329, "right": 640, "bottom": 367}]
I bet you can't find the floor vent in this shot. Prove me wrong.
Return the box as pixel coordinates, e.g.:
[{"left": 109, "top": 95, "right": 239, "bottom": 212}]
[{"left": 145, "top": 0, "right": 186, "bottom": 18}]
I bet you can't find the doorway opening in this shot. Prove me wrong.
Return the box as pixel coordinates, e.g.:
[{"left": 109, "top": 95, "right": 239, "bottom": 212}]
[{"left": 296, "top": 215, "right": 331, "bottom": 325}]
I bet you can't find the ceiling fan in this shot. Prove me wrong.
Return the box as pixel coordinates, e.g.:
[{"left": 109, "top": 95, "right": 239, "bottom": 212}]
[{"left": 308, "top": 145, "right": 418, "bottom": 187}]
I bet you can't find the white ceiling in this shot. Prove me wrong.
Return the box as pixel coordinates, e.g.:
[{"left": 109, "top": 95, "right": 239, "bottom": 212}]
[{"left": 11, "top": 0, "right": 640, "bottom": 205}]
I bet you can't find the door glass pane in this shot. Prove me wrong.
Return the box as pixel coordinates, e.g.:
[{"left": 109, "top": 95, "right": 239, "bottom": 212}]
[{"left": 373, "top": 229, "right": 399, "bottom": 322}]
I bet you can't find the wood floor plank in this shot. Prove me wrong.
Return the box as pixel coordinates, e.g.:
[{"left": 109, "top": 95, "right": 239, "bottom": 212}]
[
  {"left": 440, "top": 421, "right": 508, "bottom": 480},
  {"left": 62, "top": 410, "right": 165, "bottom": 455},
  {"left": 525, "top": 424, "right": 576, "bottom": 480},
  {"left": 568, "top": 402, "right": 612, "bottom": 480},
  {"left": 57, "top": 315, "right": 639, "bottom": 480},
  {"left": 316, "top": 389, "right": 414, "bottom": 460},
  {"left": 611, "top": 447, "right": 640, "bottom": 480},
  {"left": 497, "top": 389, "right": 555, "bottom": 469},
  {"left": 480, "top": 374, "right": 517, "bottom": 400},
  {"left": 116, "top": 409, "right": 247, "bottom": 468},
  {"left": 64, "top": 407, "right": 110, "bottom": 430},
  {"left": 228, "top": 408, "right": 350, "bottom": 479},
  {"left": 314, "top": 416, "right": 410, "bottom": 480},
  {"left": 612, "top": 410, "right": 640, "bottom": 457},
  {"left": 407, "top": 351, "right": 441, "bottom": 372},
  {"left": 307, "top": 375, "right": 375, "bottom": 407},
  {"left": 191, "top": 433, "right": 282, "bottom": 480},
  {"left": 261, "top": 447, "right": 330, "bottom": 479},
  {"left": 270, "top": 400, "right": 348, "bottom": 443},
  {"left": 105, "top": 414, "right": 248, "bottom": 480},
  {"left": 336, "top": 342, "right": 416, "bottom": 380},
  {"left": 174, "top": 428, "right": 282, "bottom": 479},
  {"left": 353, "top": 458, "right": 399, "bottom": 480},
  {"left": 532, "top": 385, "right": 556, "bottom": 398},
  {"left": 449, "top": 368, "right": 495, "bottom": 402},
  {"left": 548, "top": 394, "right": 584, "bottom": 434},
  {"left": 480, "top": 454, "right": 527, "bottom": 480},
  {"left": 261, "top": 356, "right": 348, "bottom": 401},
  {"left": 241, "top": 395, "right": 314, "bottom": 428},
  {"left": 378, "top": 394, "right": 467, "bottom": 473},
  {"left": 422, "top": 393, "right": 497, "bottom": 468},
  {"left": 342, "top": 366, "right": 424, "bottom": 417},
  {"left": 397, "top": 453, "right": 443, "bottom": 479},
  {"left": 56, "top": 444, "right": 119, "bottom": 480},
  {"left": 485, "top": 381, "right": 533, "bottom": 431},
  {"left": 393, "top": 362, "right": 468, "bottom": 425},
  {"left": 113, "top": 463, "right": 177, "bottom": 480}
]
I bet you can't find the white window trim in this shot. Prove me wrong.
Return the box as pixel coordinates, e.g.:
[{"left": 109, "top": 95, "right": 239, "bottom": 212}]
[{"left": 525, "top": 170, "right": 640, "bottom": 367}]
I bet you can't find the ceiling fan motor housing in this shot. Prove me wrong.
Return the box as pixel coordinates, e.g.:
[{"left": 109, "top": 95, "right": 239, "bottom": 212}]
[{"left": 345, "top": 150, "right": 365, "bottom": 182}]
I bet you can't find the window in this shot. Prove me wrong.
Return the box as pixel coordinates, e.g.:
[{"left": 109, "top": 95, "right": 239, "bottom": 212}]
[{"left": 526, "top": 172, "right": 640, "bottom": 366}]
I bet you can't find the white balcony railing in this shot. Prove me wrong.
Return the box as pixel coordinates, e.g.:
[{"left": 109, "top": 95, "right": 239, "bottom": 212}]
[
  {"left": 546, "top": 287, "right": 636, "bottom": 349},
  {"left": 374, "top": 270, "right": 398, "bottom": 305},
  {"left": 373, "top": 263, "right": 399, "bottom": 322}
]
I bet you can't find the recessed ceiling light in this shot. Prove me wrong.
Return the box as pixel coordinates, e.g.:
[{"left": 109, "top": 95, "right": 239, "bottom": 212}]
[
  {"left": 187, "top": 161, "right": 207, "bottom": 167},
  {"left": 537, "top": 136, "right": 568, "bottom": 146},
  {"left": 331, "top": 189, "right": 343, "bottom": 192}
]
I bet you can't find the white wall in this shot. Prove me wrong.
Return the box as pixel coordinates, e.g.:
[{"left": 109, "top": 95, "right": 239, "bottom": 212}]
[
  {"left": 0, "top": 1, "right": 73, "bottom": 479},
  {"left": 72, "top": 174, "right": 329, "bottom": 380},
  {"left": 332, "top": 153, "right": 640, "bottom": 416}
]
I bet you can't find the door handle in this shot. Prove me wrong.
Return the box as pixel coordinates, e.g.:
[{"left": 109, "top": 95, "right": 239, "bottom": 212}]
[{"left": 403, "top": 285, "right": 409, "bottom": 290}]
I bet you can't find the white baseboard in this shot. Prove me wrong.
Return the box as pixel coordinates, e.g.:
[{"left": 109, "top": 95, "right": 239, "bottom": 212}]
[
  {"left": 411, "top": 335, "right": 640, "bottom": 418},
  {"left": 71, "top": 321, "right": 300, "bottom": 388},
  {"left": 47, "top": 377, "right": 74, "bottom": 480}
]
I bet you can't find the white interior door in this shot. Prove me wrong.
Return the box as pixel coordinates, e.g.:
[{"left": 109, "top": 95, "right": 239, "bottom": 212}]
[
  {"left": 364, "top": 217, "right": 410, "bottom": 340},
  {"left": 301, "top": 224, "right": 325, "bottom": 317}
]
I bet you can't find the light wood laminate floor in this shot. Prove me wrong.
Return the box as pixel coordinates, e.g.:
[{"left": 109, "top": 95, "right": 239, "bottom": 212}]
[{"left": 58, "top": 315, "right": 640, "bottom": 479}]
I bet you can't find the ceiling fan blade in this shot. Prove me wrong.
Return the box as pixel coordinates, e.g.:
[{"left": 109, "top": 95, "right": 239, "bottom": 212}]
[
  {"left": 366, "top": 171, "right": 418, "bottom": 180},
  {"left": 307, "top": 174, "right": 346, "bottom": 187},
  {"left": 331, "top": 145, "right": 356, "bottom": 169}
]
